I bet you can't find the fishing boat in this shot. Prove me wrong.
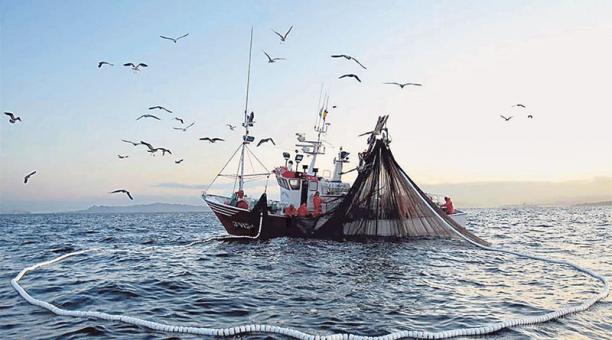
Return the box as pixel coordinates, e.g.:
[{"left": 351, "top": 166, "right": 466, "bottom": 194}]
[{"left": 202, "top": 31, "right": 474, "bottom": 241}]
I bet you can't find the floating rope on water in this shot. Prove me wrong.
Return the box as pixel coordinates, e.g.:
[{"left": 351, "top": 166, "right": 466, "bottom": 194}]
[{"left": 11, "top": 211, "right": 609, "bottom": 339}]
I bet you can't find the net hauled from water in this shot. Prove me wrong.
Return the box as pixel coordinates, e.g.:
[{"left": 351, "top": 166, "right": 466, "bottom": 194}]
[{"left": 318, "top": 117, "right": 489, "bottom": 246}]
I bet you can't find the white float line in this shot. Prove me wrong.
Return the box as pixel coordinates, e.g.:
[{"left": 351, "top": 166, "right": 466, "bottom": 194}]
[{"left": 11, "top": 211, "right": 609, "bottom": 339}]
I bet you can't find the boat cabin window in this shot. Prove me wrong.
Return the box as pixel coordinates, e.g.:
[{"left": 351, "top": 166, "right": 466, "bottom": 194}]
[
  {"left": 288, "top": 179, "right": 301, "bottom": 190},
  {"left": 308, "top": 181, "right": 318, "bottom": 191},
  {"left": 276, "top": 177, "right": 290, "bottom": 190}
]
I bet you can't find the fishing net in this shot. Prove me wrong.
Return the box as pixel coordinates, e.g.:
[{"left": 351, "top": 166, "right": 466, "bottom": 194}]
[{"left": 316, "top": 116, "right": 489, "bottom": 245}]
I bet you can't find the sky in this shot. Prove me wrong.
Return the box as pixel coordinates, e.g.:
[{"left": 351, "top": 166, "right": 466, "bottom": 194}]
[{"left": 1, "top": 1, "right": 611, "bottom": 212}]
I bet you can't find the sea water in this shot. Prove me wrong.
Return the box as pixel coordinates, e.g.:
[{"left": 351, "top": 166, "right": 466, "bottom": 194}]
[{"left": 0, "top": 207, "right": 610, "bottom": 339}]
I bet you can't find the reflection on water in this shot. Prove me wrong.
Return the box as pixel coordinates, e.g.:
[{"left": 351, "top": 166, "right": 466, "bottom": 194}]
[{"left": 0, "top": 206, "right": 610, "bottom": 339}]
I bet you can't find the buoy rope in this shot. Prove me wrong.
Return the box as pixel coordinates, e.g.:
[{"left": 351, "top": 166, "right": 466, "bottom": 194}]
[{"left": 11, "top": 212, "right": 608, "bottom": 339}]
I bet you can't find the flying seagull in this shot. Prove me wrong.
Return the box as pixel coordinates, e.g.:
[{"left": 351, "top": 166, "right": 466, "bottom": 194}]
[
  {"left": 528, "top": 115, "right": 534, "bottom": 119},
  {"left": 272, "top": 26, "right": 293, "bottom": 42},
  {"left": 384, "top": 82, "right": 422, "bottom": 88},
  {"left": 331, "top": 54, "right": 367, "bottom": 70},
  {"left": 110, "top": 189, "right": 133, "bottom": 200},
  {"left": 160, "top": 33, "right": 189, "bottom": 43},
  {"left": 123, "top": 63, "right": 148, "bottom": 71},
  {"left": 173, "top": 122, "right": 195, "bottom": 132},
  {"left": 121, "top": 139, "right": 140, "bottom": 146},
  {"left": 152, "top": 147, "right": 172, "bottom": 156},
  {"left": 199, "top": 137, "right": 224, "bottom": 143},
  {"left": 226, "top": 124, "right": 236, "bottom": 131},
  {"left": 24, "top": 171, "right": 36, "bottom": 184},
  {"left": 139, "top": 141, "right": 156, "bottom": 152},
  {"left": 339, "top": 74, "right": 361, "bottom": 82},
  {"left": 117, "top": 155, "right": 129, "bottom": 159},
  {"left": 175, "top": 159, "right": 184, "bottom": 164},
  {"left": 148, "top": 106, "right": 172, "bottom": 113},
  {"left": 98, "top": 61, "right": 114, "bottom": 68},
  {"left": 174, "top": 117, "right": 184, "bottom": 124},
  {"left": 263, "top": 51, "right": 285, "bottom": 63},
  {"left": 4, "top": 112, "right": 22, "bottom": 123},
  {"left": 500, "top": 115, "right": 513, "bottom": 121},
  {"left": 513, "top": 104, "right": 527, "bottom": 108},
  {"left": 137, "top": 114, "right": 160, "bottom": 120},
  {"left": 257, "top": 138, "right": 276, "bottom": 147}
]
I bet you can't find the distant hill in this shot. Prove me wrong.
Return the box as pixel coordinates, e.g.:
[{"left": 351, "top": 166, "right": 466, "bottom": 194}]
[
  {"left": 573, "top": 200, "right": 612, "bottom": 207},
  {"left": 0, "top": 209, "right": 32, "bottom": 215},
  {"left": 74, "top": 203, "right": 211, "bottom": 214}
]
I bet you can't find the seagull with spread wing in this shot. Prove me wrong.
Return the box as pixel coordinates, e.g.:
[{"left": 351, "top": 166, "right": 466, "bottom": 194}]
[
  {"left": 98, "top": 61, "right": 113, "bottom": 68},
  {"left": 123, "top": 63, "right": 148, "bottom": 71},
  {"left": 384, "top": 82, "right": 422, "bottom": 88},
  {"left": 117, "top": 155, "right": 129, "bottom": 159},
  {"left": 174, "top": 117, "right": 184, "bottom": 124},
  {"left": 121, "top": 139, "right": 140, "bottom": 146},
  {"left": 152, "top": 147, "right": 172, "bottom": 156},
  {"left": 4, "top": 112, "right": 22, "bottom": 123},
  {"left": 139, "top": 141, "right": 156, "bottom": 152},
  {"left": 500, "top": 115, "right": 513, "bottom": 121},
  {"left": 110, "top": 189, "right": 133, "bottom": 200},
  {"left": 339, "top": 74, "right": 361, "bottom": 82},
  {"left": 137, "top": 114, "right": 160, "bottom": 120},
  {"left": 272, "top": 26, "right": 293, "bottom": 42},
  {"left": 199, "top": 137, "right": 225, "bottom": 143},
  {"left": 257, "top": 138, "right": 276, "bottom": 147},
  {"left": 148, "top": 106, "right": 172, "bottom": 113},
  {"left": 175, "top": 159, "right": 184, "bottom": 164},
  {"left": 24, "top": 171, "right": 36, "bottom": 184},
  {"left": 173, "top": 122, "right": 195, "bottom": 132},
  {"left": 331, "top": 54, "right": 367, "bottom": 70},
  {"left": 160, "top": 33, "right": 189, "bottom": 43},
  {"left": 513, "top": 104, "right": 527, "bottom": 108},
  {"left": 226, "top": 124, "right": 236, "bottom": 131},
  {"left": 263, "top": 51, "right": 285, "bottom": 63}
]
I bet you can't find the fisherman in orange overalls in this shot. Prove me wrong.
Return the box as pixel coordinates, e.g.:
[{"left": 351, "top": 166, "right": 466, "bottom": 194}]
[
  {"left": 236, "top": 190, "right": 249, "bottom": 209},
  {"left": 312, "top": 191, "right": 324, "bottom": 217},
  {"left": 284, "top": 204, "right": 297, "bottom": 217},
  {"left": 443, "top": 196, "right": 455, "bottom": 214},
  {"left": 297, "top": 203, "right": 308, "bottom": 217}
]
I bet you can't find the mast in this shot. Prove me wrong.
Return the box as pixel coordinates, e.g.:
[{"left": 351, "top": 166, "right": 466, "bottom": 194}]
[
  {"left": 239, "top": 26, "right": 254, "bottom": 192},
  {"left": 307, "top": 94, "right": 329, "bottom": 174}
]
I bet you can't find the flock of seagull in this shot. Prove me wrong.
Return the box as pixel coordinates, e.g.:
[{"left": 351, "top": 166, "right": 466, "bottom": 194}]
[
  {"left": 500, "top": 104, "right": 534, "bottom": 121},
  {"left": 261, "top": 27, "right": 422, "bottom": 88},
  {"left": 4, "top": 27, "right": 534, "bottom": 200},
  {"left": 97, "top": 33, "right": 277, "bottom": 200}
]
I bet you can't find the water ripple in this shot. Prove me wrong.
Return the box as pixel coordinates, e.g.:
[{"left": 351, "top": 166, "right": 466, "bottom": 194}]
[{"left": 0, "top": 207, "right": 610, "bottom": 339}]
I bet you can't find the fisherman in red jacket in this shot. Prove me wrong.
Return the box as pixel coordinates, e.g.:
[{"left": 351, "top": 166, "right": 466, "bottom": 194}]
[
  {"left": 312, "top": 191, "right": 324, "bottom": 217},
  {"left": 235, "top": 190, "right": 249, "bottom": 209},
  {"left": 444, "top": 196, "right": 455, "bottom": 214},
  {"left": 284, "top": 204, "right": 297, "bottom": 217},
  {"left": 236, "top": 199, "right": 249, "bottom": 209},
  {"left": 297, "top": 203, "right": 308, "bottom": 217}
]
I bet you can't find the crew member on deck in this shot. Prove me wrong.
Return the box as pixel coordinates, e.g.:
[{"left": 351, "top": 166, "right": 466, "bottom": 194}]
[
  {"left": 312, "top": 191, "right": 324, "bottom": 217},
  {"left": 284, "top": 204, "right": 297, "bottom": 217},
  {"left": 443, "top": 196, "right": 455, "bottom": 214},
  {"left": 235, "top": 190, "right": 249, "bottom": 209},
  {"left": 297, "top": 203, "right": 308, "bottom": 217}
]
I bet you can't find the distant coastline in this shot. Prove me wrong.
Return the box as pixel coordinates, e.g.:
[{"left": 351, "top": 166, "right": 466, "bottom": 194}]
[
  {"left": 572, "top": 200, "right": 612, "bottom": 207},
  {"left": 1, "top": 200, "right": 610, "bottom": 215},
  {"left": 71, "top": 203, "right": 211, "bottom": 214}
]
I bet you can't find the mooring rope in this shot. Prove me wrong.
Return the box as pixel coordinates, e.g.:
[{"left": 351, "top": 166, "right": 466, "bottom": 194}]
[{"left": 11, "top": 211, "right": 608, "bottom": 339}]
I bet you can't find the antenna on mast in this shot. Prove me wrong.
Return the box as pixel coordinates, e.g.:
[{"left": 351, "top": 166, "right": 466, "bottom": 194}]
[
  {"left": 243, "top": 26, "right": 254, "bottom": 131},
  {"left": 238, "top": 26, "right": 254, "bottom": 191}
]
